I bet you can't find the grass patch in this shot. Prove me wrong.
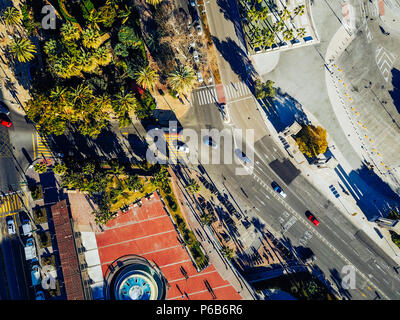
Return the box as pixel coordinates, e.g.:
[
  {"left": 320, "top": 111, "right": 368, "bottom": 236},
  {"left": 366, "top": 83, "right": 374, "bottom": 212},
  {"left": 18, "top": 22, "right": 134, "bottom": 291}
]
[
  {"left": 38, "top": 231, "right": 52, "bottom": 248},
  {"left": 30, "top": 185, "right": 43, "bottom": 201},
  {"left": 33, "top": 207, "right": 48, "bottom": 225}
]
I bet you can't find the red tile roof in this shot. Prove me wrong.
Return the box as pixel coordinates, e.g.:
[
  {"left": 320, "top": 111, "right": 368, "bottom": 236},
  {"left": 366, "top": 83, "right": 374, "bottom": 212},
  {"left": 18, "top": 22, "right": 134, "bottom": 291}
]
[
  {"left": 96, "top": 192, "right": 241, "bottom": 300},
  {"left": 51, "top": 200, "right": 85, "bottom": 300}
]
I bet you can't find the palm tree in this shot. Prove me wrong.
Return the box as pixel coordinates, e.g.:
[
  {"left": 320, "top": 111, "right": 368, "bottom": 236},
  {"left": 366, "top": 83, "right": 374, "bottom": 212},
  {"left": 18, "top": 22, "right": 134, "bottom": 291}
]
[
  {"left": 9, "top": 37, "right": 36, "bottom": 63},
  {"left": 2, "top": 6, "right": 22, "bottom": 26},
  {"left": 87, "top": 9, "right": 102, "bottom": 29},
  {"left": 113, "top": 92, "right": 137, "bottom": 116},
  {"left": 296, "top": 27, "right": 306, "bottom": 38},
  {"left": 145, "top": 0, "right": 163, "bottom": 6},
  {"left": 283, "top": 28, "right": 294, "bottom": 41},
  {"left": 185, "top": 179, "right": 200, "bottom": 194},
  {"left": 94, "top": 46, "right": 113, "bottom": 66},
  {"left": 134, "top": 65, "right": 159, "bottom": 90},
  {"left": 69, "top": 84, "right": 93, "bottom": 105},
  {"left": 293, "top": 5, "right": 305, "bottom": 18},
  {"left": 168, "top": 65, "right": 196, "bottom": 95},
  {"left": 80, "top": 51, "right": 98, "bottom": 73},
  {"left": 43, "top": 39, "right": 59, "bottom": 57},
  {"left": 82, "top": 28, "right": 102, "bottom": 49},
  {"left": 117, "top": 5, "right": 131, "bottom": 24},
  {"left": 60, "top": 22, "right": 81, "bottom": 42}
]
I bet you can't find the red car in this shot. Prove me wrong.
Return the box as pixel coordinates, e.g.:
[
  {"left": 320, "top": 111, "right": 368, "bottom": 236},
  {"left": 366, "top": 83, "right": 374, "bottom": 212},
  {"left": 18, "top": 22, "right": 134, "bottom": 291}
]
[
  {"left": 0, "top": 116, "right": 12, "bottom": 128},
  {"left": 306, "top": 211, "right": 320, "bottom": 226}
]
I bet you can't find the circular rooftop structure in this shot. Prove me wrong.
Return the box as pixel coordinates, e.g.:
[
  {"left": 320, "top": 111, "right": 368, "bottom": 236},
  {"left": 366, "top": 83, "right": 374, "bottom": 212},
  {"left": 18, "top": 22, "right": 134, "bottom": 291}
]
[{"left": 104, "top": 255, "right": 167, "bottom": 300}]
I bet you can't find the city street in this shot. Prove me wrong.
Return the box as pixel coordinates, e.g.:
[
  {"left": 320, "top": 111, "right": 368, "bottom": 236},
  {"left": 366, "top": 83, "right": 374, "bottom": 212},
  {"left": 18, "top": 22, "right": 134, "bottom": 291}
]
[{"left": 180, "top": 0, "right": 400, "bottom": 300}]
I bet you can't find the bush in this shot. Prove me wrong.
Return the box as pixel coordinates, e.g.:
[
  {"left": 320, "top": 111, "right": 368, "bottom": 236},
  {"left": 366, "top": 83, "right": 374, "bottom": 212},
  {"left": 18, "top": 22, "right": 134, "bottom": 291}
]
[
  {"left": 30, "top": 185, "right": 43, "bottom": 201},
  {"left": 33, "top": 207, "right": 47, "bottom": 224},
  {"left": 38, "top": 231, "right": 52, "bottom": 248}
]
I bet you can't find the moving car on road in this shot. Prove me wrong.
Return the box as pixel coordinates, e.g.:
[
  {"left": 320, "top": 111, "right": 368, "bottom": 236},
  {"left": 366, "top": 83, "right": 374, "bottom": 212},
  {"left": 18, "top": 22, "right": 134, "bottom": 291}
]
[
  {"left": 0, "top": 101, "right": 10, "bottom": 115},
  {"left": 173, "top": 140, "right": 190, "bottom": 153},
  {"left": 271, "top": 181, "right": 287, "bottom": 198},
  {"left": 234, "top": 148, "right": 251, "bottom": 164},
  {"left": 0, "top": 114, "right": 12, "bottom": 128},
  {"left": 305, "top": 210, "right": 320, "bottom": 226},
  {"left": 6, "top": 217, "right": 16, "bottom": 235},
  {"left": 203, "top": 135, "right": 218, "bottom": 149}
]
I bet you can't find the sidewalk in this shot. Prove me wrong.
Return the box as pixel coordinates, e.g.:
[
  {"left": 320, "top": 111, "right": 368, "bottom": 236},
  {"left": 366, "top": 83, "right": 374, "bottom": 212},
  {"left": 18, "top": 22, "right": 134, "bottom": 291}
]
[
  {"left": 254, "top": 87, "right": 400, "bottom": 266},
  {"left": 168, "top": 167, "right": 257, "bottom": 299}
]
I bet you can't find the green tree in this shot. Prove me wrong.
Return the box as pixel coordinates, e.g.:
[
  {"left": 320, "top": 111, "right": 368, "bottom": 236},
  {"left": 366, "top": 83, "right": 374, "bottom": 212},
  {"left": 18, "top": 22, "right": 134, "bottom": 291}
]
[
  {"left": 113, "top": 92, "right": 137, "bottom": 116},
  {"left": 34, "top": 162, "right": 48, "bottom": 174},
  {"left": 185, "top": 179, "right": 200, "bottom": 194},
  {"left": 221, "top": 246, "right": 235, "bottom": 260},
  {"left": 9, "top": 37, "right": 36, "bottom": 63},
  {"left": 295, "top": 125, "right": 328, "bottom": 158},
  {"left": 254, "top": 79, "right": 276, "bottom": 99},
  {"left": 53, "top": 162, "right": 67, "bottom": 175},
  {"left": 150, "top": 165, "right": 169, "bottom": 190},
  {"left": 94, "top": 46, "right": 113, "bottom": 66},
  {"left": 134, "top": 65, "right": 159, "bottom": 90},
  {"left": 82, "top": 28, "right": 102, "bottom": 49},
  {"left": 2, "top": 6, "right": 22, "bottom": 26},
  {"left": 118, "top": 26, "right": 141, "bottom": 48},
  {"left": 283, "top": 28, "right": 294, "bottom": 41},
  {"left": 145, "top": 0, "right": 163, "bottom": 6},
  {"left": 293, "top": 5, "right": 305, "bottom": 18},
  {"left": 168, "top": 65, "right": 196, "bottom": 95},
  {"left": 296, "top": 27, "right": 306, "bottom": 38},
  {"left": 60, "top": 22, "right": 81, "bottom": 42},
  {"left": 126, "top": 174, "right": 144, "bottom": 192}
]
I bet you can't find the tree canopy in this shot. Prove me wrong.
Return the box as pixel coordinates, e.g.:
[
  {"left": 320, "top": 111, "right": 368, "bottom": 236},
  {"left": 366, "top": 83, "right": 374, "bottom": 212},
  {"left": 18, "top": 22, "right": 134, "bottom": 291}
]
[{"left": 295, "top": 125, "right": 328, "bottom": 158}]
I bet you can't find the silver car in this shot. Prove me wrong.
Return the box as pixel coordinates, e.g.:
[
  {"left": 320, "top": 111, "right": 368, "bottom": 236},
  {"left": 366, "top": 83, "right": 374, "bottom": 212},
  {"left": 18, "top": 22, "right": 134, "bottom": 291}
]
[
  {"left": 173, "top": 140, "right": 190, "bottom": 153},
  {"left": 203, "top": 135, "right": 217, "bottom": 149},
  {"left": 7, "top": 217, "right": 15, "bottom": 235},
  {"left": 234, "top": 148, "right": 251, "bottom": 164}
]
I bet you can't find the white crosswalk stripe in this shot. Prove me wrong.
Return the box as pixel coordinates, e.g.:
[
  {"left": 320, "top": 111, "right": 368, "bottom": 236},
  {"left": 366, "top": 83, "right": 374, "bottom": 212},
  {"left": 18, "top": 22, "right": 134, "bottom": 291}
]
[{"left": 194, "top": 82, "right": 251, "bottom": 106}]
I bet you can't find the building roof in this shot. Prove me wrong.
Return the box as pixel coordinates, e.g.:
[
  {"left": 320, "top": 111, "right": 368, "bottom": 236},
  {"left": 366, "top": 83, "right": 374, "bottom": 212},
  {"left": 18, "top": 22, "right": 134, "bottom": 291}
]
[
  {"left": 51, "top": 200, "right": 85, "bottom": 300},
  {"left": 95, "top": 192, "right": 241, "bottom": 300}
]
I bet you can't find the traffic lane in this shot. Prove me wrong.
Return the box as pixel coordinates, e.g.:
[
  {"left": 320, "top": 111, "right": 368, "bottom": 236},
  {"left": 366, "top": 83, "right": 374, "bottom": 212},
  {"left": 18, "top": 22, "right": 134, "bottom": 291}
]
[
  {"left": 204, "top": 159, "right": 374, "bottom": 300},
  {"left": 0, "top": 215, "right": 29, "bottom": 299},
  {"left": 249, "top": 157, "right": 400, "bottom": 299}
]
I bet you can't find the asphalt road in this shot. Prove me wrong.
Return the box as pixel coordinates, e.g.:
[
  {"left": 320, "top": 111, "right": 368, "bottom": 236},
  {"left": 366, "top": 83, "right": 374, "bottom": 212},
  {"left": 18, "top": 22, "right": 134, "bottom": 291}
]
[{"left": 180, "top": 0, "right": 400, "bottom": 300}]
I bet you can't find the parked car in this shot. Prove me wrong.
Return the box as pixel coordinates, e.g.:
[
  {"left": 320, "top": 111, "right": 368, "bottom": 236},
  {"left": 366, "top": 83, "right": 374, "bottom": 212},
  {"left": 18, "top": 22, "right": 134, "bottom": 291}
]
[
  {"left": 0, "top": 101, "right": 10, "bottom": 115},
  {"left": 35, "top": 291, "right": 45, "bottom": 300},
  {"left": 193, "top": 50, "right": 200, "bottom": 63},
  {"left": 305, "top": 210, "right": 320, "bottom": 226},
  {"left": 0, "top": 114, "right": 12, "bottom": 128},
  {"left": 6, "top": 217, "right": 15, "bottom": 235},
  {"left": 195, "top": 23, "right": 203, "bottom": 35},
  {"left": 24, "top": 237, "right": 37, "bottom": 261},
  {"left": 173, "top": 140, "right": 190, "bottom": 153},
  {"left": 203, "top": 135, "right": 217, "bottom": 149},
  {"left": 190, "top": 0, "right": 196, "bottom": 6},
  {"left": 31, "top": 264, "right": 41, "bottom": 287},
  {"left": 197, "top": 72, "right": 203, "bottom": 83},
  {"left": 271, "top": 181, "right": 287, "bottom": 198},
  {"left": 234, "top": 148, "right": 251, "bottom": 164}
]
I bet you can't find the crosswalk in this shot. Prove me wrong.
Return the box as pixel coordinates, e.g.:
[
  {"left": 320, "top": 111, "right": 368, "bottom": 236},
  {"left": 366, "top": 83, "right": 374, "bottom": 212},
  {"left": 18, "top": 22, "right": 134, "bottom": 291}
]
[
  {"left": 0, "top": 192, "right": 25, "bottom": 215},
  {"left": 194, "top": 82, "right": 251, "bottom": 106},
  {"left": 165, "top": 133, "right": 187, "bottom": 164},
  {"left": 34, "top": 133, "right": 53, "bottom": 159}
]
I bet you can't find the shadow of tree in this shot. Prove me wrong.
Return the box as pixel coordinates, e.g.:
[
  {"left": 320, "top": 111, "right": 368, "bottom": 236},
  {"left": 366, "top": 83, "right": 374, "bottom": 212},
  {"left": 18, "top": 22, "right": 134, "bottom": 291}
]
[
  {"left": 211, "top": 36, "right": 257, "bottom": 85},
  {"left": 334, "top": 163, "right": 400, "bottom": 220}
]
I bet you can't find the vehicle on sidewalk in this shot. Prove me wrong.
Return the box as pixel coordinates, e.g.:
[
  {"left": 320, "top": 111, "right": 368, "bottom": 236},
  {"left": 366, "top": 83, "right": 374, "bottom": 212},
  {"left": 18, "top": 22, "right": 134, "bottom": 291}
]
[
  {"left": 0, "top": 101, "right": 10, "bottom": 115},
  {"left": 271, "top": 181, "right": 287, "bottom": 198},
  {"left": 203, "top": 135, "right": 218, "bottom": 149},
  {"left": 6, "top": 217, "right": 16, "bottom": 235},
  {"left": 0, "top": 114, "right": 12, "bottom": 128},
  {"left": 305, "top": 210, "right": 320, "bottom": 226},
  {"left": 31, "top": 264, "right": 41, "bottom": 287},
  {"left": 234, "top": 148, "right": 251, "bottom": 164}
]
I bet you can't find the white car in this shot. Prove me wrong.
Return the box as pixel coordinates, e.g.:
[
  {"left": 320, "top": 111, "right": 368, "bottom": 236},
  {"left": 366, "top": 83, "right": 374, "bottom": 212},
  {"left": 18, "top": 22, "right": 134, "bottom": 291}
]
[
  {"left": 197, "top": 72, "right": 203, "bottom": 83},
  {"left": 195, "top": 23, "right": 203, "bottom": 36},
  {"left": 272, "top": 181, "right": 287, "bottom": 198},
  {"left": 234, "top": 148, "right": 251, "bottom": 164},
  {"left": 193, "top": 50, "right": 200, "bottom": 63},
  {"left": 203, "top": 135, "right": 218, "bottom": 149},
  {"left": 173, "top": 140, "right": 190, "bottom": 153},
  {"left": 6, "top": 217, "right": 15, "bottom": 235}
]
